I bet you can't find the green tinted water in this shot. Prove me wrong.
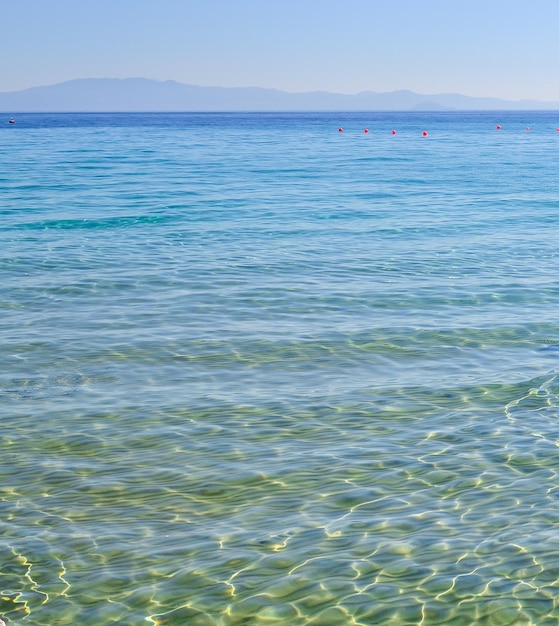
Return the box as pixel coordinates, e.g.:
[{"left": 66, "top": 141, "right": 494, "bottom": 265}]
[{"left": 3, "top": 112, "right": 559, "bottom": 624}]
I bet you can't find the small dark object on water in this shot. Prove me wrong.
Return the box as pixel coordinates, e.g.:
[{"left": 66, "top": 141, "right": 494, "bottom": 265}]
[{"left": 8, "top": 118, "right": 15, "bottom": 124}]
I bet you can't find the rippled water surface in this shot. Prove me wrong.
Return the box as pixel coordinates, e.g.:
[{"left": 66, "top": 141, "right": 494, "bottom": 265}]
[{"left": 3, "top": 111, "right": 559, "bottom": 624}]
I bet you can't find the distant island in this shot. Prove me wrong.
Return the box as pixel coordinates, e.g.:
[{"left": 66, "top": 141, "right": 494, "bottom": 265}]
[{"left": 1, "top": 78, "right": 559, "bottom": 112}]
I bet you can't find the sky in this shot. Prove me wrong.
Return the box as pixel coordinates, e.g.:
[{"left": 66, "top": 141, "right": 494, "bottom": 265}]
[{"left": 2, "top": 0, "right": 558, "bottom": 101}]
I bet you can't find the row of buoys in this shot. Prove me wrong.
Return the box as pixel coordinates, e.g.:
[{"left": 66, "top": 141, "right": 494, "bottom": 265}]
[
  {"left": 339, "top": 126, "right": 559, "bottom": 134},
  {"left": 6, "top": 116, "right": 559, "bottom": 133},
  {"left": 497, "top": 125, "right": 559, "bottom": 131},
  {"left": 339, "top": 127, "right": 427, "bottom": 135},
  {"left": 496, "top": 124, "right": 535, "bottom": 131}
]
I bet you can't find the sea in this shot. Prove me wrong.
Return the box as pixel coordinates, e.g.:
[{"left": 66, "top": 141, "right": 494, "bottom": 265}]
[{"left": 2, "top": 110, "right": 559, "bottom": 625}]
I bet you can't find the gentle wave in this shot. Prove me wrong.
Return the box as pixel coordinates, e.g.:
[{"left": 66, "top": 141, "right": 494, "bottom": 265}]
[{"left": 3, "top": 111, "right": 559, "bottom": 625}]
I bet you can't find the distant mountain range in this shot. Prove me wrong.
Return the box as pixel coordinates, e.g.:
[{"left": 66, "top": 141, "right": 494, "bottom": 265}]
[{"left": 1, "top": 78, "right": 559, "bottom": 112}]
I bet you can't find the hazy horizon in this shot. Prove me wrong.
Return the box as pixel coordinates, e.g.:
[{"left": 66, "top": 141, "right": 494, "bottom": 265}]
[
  {"left": 4, "top": 77, "right": 559, "bottom": 112},
  {"left": 3, "top": 77, "right": 559, "bottom": 106},
  {"left": 2, "top": 0, "right": 559, "bottom": 102}
]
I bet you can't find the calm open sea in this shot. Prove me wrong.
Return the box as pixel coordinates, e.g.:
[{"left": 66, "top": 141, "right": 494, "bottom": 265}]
[{"left": 2, "top": 111, "right": 559, "bottom": 625}]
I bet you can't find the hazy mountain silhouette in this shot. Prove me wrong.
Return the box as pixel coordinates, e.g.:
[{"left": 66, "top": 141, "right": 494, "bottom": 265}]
[{"left": 1, "top": 78, "right": 558, "bottom": 111}]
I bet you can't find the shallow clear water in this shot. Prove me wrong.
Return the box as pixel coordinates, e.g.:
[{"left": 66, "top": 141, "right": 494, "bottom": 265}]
[{"left": 2, "top": 111, "right": 559, "bottom": 624}]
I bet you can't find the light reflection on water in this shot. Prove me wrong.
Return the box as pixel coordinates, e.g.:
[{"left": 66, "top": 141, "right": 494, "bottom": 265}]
[{"left": 2, "top": 112, "right": 559, "bottom": 624}]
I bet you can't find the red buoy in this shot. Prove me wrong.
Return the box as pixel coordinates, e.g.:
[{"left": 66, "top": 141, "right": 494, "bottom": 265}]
[
  {"left": 338, "top": 128, "right": 343, "bottom": 132},
  {"left": 391, "top": 130, "right": 397, "bottom": 135},
  {"left": 526, "top": 127, "right": 530, "bottom": 131},
  {"left": 496, "top": 125, "right": 501, "bottom": 130},
  {"left": 422, "top": 131, "right": 428, "bottom": 137},
  {"left": 364, "top": 128, "right": 369, "bottom": 133}
]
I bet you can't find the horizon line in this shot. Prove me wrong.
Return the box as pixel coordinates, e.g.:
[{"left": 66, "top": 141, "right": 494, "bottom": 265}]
[{"left": 2, "top": 77, "right": 559, "bottom": 105}]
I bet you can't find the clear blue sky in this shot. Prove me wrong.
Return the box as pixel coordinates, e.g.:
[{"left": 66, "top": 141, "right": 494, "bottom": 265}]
[{"left": 2, "top": 0, "right": 558, "bottom": 101}]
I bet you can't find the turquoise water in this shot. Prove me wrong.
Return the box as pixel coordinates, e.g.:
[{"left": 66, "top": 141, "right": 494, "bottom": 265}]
[{"left": 2, "top": 111, "right": 559, "bottom": 624}]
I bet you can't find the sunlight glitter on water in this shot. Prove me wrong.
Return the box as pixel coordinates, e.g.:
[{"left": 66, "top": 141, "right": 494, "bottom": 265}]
[{"left": 2, "top": 112, "right": 559, "bottom": 624}]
